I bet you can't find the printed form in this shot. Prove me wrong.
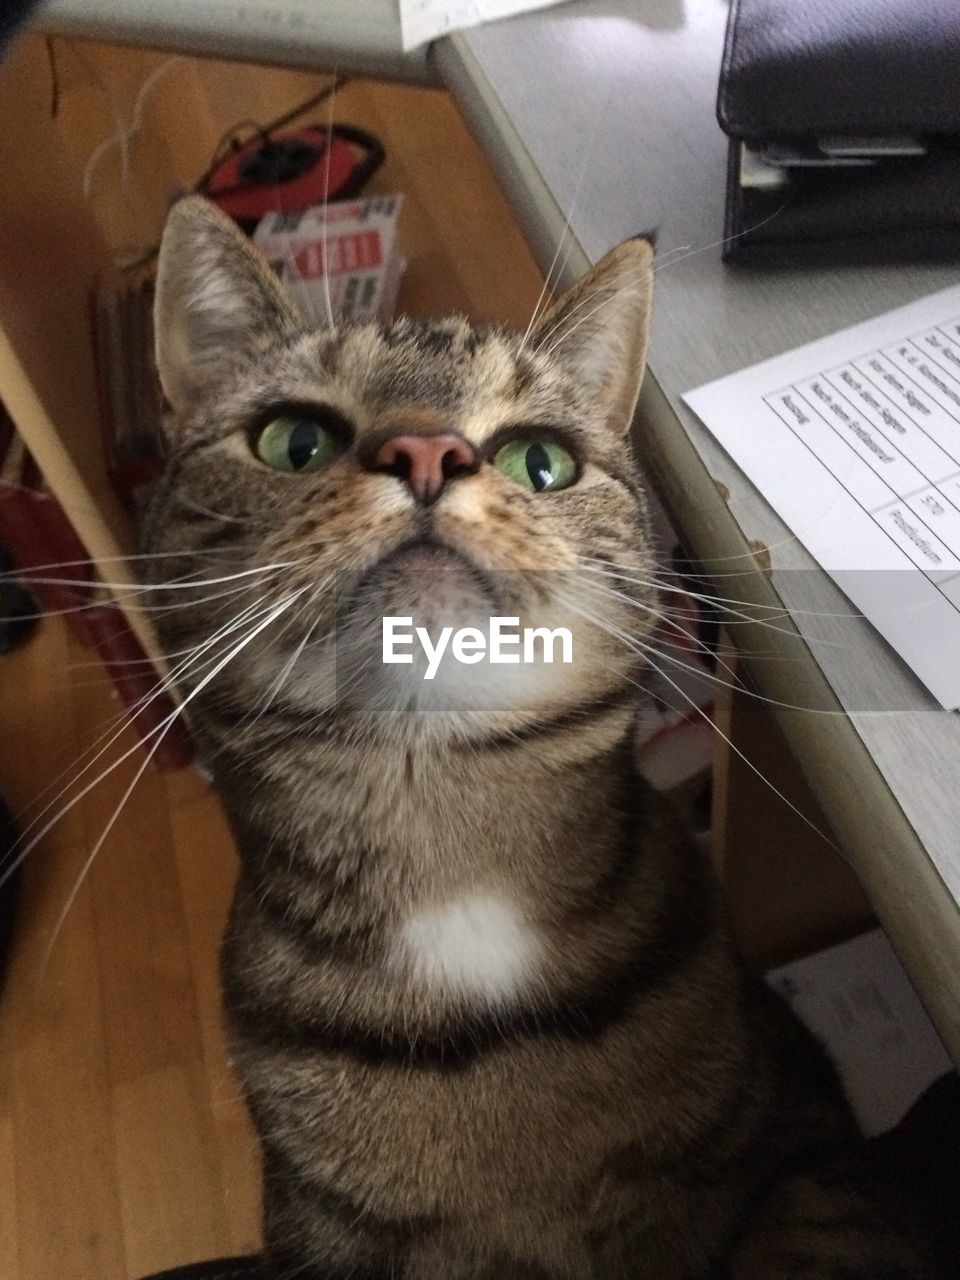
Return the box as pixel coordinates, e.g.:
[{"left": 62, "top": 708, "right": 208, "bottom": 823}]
[
  {"left": 684, "top": 286, "right": 960, "bottom": 710},
  {"left": 399, "top": 0, "right": 568, "bottom": 50}
]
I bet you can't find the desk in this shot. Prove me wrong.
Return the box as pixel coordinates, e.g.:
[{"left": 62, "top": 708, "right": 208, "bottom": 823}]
[
  {"left": 24, "top": 0, "right": 960, "bottom": 1062},
  {"left": 38, "top": 0, "right": 433, "bottom": 82},
  {"left": 438, "top": 1, "right": 960, "bottom": 1061}
]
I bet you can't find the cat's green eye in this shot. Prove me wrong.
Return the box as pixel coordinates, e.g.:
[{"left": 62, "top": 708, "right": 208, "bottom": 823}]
[
  {"left": 255, "top": 415, "right": 346, "bottom": 473},
  {"left": 493, "top": 437, "right": 577, "bottom": 493}
]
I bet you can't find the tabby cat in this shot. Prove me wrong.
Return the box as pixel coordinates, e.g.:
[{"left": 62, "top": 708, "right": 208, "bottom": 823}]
[{"left": 142, "top": 196, "right": 943, "bottom": 1279}]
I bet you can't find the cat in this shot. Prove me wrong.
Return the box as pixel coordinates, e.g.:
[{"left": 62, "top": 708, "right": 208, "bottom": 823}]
[{"left": 141, "top": 194, "right": 944, "bottom": 1279}]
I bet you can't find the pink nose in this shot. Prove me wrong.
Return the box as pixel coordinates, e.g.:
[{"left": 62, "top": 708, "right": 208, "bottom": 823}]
[{"left": 372, "top": 432, "right": 477, "bottom": 504}]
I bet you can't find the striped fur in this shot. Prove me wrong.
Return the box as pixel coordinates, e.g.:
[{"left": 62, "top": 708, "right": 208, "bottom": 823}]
[{"left": 141, "top": 197, "right": 944, "bottom": 1278}]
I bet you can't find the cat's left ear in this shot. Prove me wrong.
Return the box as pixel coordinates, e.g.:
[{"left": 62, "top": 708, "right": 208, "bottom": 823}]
[
  {"left": 531, "top": 237, "right": 654, "bottom": 434},
  {"left": 154, "top": 195, "right": 303, "bottom": 412}
]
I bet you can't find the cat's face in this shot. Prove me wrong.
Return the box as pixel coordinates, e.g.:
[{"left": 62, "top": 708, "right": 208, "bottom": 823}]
[{"left": 143, "top": 198, "right": 659, "bottom": 743}]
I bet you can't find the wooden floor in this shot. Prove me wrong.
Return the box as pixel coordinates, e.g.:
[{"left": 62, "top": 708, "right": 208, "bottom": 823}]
[{"left": 0, "top": 39, "right": 543, "bottom": 1280}]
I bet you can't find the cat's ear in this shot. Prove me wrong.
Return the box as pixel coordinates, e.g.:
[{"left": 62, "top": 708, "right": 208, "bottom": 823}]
[
  {"left": 531, "top": 237, "right": 654, "bottom": 433},
  {"left": 154, "top": 195, "right": 303, "bottom": 412}
]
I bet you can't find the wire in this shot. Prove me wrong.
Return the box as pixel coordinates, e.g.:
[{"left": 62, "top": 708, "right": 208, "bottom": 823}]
[
  {"left": 82, "top": 55, "right": 186, "bottom": 201},
  {"left": 96, "top": 73, "right": 352, "bottom": 271},
  {"left": 194, "top": 75, "right": 348, "bottom": 196},
  {"left": 45, "top": 37, "right": 61, "bottom": 119},
  {"left": 202, "top": 119, "right": 267, "bottom": 181}
]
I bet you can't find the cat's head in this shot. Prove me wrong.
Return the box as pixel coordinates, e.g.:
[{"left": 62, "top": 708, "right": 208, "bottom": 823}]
[{"left": 143, "top": 196, "right": 659, "bottom": 745}]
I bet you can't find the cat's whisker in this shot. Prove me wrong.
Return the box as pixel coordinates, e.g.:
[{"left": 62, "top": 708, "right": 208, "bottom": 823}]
[
  {"left": 559, "top": 586, "right": 905, "bottom": 723},
  {"left": 3, "top": 588, "right": 292, "bottom": 864},
  {"left": 63, "top": 637, "right": 249, "bottom": 671},
  {"left": 570, "top": 574, "right": 742, "bottom": 679},
  {"left": 578, "top": 556, "right": 865, "bottom": 636},
  {"left": 552, "top": 592, "right": 841, "bottom": 849},
  {"left": 2, "top": 561, "right": 302, "bottom": 615},
  {"left": 0, "top": 546, "right": 256, "bottom": 583},
  {"left": 38, "top": 585, "right": 310, "bottom": 972},
  {"left": 552, "top": 587, "right": 713, "bottom": 704},
  {"left": 139, "top": 580, "right": 278, "bottom": 615},
  {"left": 0, "top": 580, "right": 257, "bottom": 626},
  {"left": 248, "top": 578, "right": 333, "bottom": 725},
  {"left": 564, "top": 568, "right": 728, "bottom": 657}
]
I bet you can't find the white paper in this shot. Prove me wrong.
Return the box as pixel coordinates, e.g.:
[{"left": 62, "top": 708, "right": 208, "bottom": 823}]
[
  {"left": 399, "top": 0, "right": 568, "bottom": 51},
  {"left": 684, "top": 285, "right": 960, "bottom": 709},
  {"left": 767, "top": 928, "right": 952, "bottom": 1137}
]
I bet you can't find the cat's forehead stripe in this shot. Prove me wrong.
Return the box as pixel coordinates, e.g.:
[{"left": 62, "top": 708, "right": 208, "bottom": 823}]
[{"left": 287, "top": 322, "right": 546, "bottom": 422}]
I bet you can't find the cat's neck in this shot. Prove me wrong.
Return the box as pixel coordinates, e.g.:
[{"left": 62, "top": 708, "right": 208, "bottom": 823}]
[{"left": 215, "top": 701, "right": 643, "bottom": 914}]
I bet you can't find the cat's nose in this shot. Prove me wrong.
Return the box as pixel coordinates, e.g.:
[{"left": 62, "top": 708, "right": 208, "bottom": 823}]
[{"left": 371, "top": 433, "right": 478, "bottom": 505}]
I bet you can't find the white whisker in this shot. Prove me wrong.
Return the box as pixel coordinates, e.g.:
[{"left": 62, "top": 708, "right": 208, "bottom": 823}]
[
  {"left": 38, "top": 586, "right": 310, "bottom": 971},
  {"left": 3, "top": 589, "right": 290, "bottom": 871}
]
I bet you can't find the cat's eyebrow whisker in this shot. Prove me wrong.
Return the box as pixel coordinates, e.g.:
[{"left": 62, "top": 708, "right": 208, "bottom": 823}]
[
  {"left": 519, "top": 105, "right": 609, "bottom": 350},
  {"left": 537, "top": 272, "right": 654, "bottom": 363},
  {"left": 37, "top": 586, "right": 310, "bottom": 973},
  {"left": 317, "top": 72, "right": 340, "bottom": 332},
  {"left": 535, "top": 224, "right": 775, "bottom": 358},
  {"left": 649, "top": 195, "right": 793, "bottom": 277},
  {"left": 531, "top": 259, "right": 654, "bottom": 355},
  {"left": 172, "top": 494, "right": 253, "bottom": 524},
  {"left": 536, "top": 200, "right": 794, "bottom": 356}
]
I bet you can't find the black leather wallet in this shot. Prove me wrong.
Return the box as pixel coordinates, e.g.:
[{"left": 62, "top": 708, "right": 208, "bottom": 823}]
[{"left": 716, "top": 0, "right": 960, "bottom": 265}]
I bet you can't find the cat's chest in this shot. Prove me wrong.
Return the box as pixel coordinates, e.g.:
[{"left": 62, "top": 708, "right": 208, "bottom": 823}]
[{"left": 229, "top": 751, "right": 554, "bottom": 1008}]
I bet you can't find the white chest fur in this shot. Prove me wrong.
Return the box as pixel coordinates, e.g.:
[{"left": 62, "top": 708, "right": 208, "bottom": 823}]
[{"left": 391, "top": 892, "right": 541, "bottom": 1004}]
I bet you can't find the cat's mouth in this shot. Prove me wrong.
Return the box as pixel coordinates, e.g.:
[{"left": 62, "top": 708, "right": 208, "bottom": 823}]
[{"left": 346, "top": 536, "right": 498, "bottom": 622}]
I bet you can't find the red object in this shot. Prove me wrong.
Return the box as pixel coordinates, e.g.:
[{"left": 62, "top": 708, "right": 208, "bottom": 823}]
[{"left": 204, "top": 125, "right": 384, "bottom": 231}]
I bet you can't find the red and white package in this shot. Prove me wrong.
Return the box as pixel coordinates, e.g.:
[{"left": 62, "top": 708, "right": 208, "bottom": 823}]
[{"left": 254, "top": 194, "right": 406, "bottom": 324}]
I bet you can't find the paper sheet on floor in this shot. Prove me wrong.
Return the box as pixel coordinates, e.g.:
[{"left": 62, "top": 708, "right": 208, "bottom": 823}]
[
  {"left": 399, "top": 0, "right": 569, "bottom": 51},
  {"left": 684, "top": 284, "right": 960, "bottom": 710},
  {"left": 768, "top": 928, "right": 952, "bottom": 1137}
]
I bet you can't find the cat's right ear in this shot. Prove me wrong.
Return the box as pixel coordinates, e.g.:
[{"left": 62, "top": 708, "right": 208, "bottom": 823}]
[{"left": 154, "top": 196, "right": 303, "bottom": 413}]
